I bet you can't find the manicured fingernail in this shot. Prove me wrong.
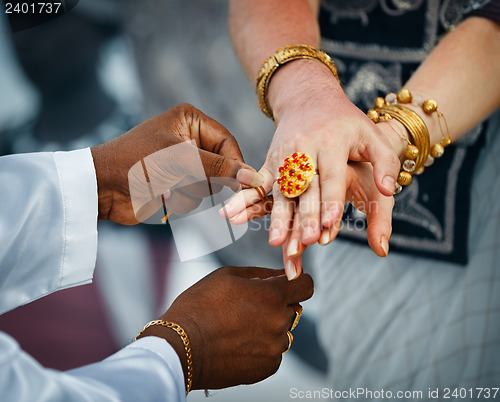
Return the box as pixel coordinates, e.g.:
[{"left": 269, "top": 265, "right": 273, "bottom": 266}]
[
  {"left": 287, "top": 239, "right": 299, "bottom": 257},
  {"left": 285, "top": 260, "right": 298, "bottom": 280},
  {"left": 269, "top": 229, "right": 280, "bottom": 244},
  {"left": 219, "top": 205, "right": 232, "bottom": 218},
  {"left": 302, "top": 226, "right": 316, "bottom": 243},
  {"left": 236, "top": 169, "right": 264, "bottom": 187},
  {"left": 319, "top": 229, "right": 330, "bottom": 245},
  {"left": 382, "top": 175, "right": 396, "bottom": 193},
  {"left": 380, "top": 235, "right": 389, "bottom": 256},
  {"left": 229, "top": 211, "right": 244, "bottom": 223}
]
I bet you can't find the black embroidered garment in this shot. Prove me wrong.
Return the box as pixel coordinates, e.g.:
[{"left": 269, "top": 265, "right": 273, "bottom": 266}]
[{"left": 319, "top": 0, "right": 495, "bottom": 264}]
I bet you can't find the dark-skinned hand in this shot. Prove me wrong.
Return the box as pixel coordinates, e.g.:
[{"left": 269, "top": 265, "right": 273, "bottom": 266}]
[
  {"left": 137, "top": 266, "right": 314, "bottom": 391},
  {"left": 91, "top": 104, "right": 262, "bottom": 225}
]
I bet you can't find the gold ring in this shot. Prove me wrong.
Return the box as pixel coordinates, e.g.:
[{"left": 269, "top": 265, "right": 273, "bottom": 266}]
[
  {"left": 255, "top": 185, "right": 267, "bottom": 203},
  {"left": 290, "top": 304, "right": 303, "bottom": 331},
  {"left": 283, "top": 331, "right": 294, "bottom": 354},
  {"left": 277, "top": 153, "right": 317, "bottom": 198},
  {"left": 255, "top": 185, "right": 273, "bottom": 215}
]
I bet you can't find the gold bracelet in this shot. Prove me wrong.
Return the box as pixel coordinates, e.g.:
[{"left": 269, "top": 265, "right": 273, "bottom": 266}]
[
  {"left": 256, "top": 44, "right": 340, "bottom": 118},
  {"left": 377, "top": 89, "right": 452, "bottom": 160},
  {"left": 135, "top": 320, "right": 193, "bottom": 395},
  {"left": 393, "top": 88, "right": 452, "bottom": 157},
  {"left": 368, "top": 103, "right": 430, "bottom": 193}
]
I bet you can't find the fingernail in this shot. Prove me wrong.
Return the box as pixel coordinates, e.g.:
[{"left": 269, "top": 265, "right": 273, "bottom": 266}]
[
  {"left": 285, "top": 260, "right": 298, "bottom": 280},
  {"left": 319, "top": 229, "right": 330, "bottom": 245},
  {"left": 380, "top": 235, "right": 389, "bottom": 256},
  {"left": 249, "top": 172, "right": 265, "bottom": 187},
  {"left": 229, "top": 211, "right": 244, "bottom": 223},
  {"left": 382, "top": 175, "right": 396, "bottom": 193},
  {"left": 302, "top": 226, "right": 316, "bottom": 243},
  {"left": 236, "top": 169, "right": 264, "bottom": 187},
  {"left": 287, "top": 239, "right": 299, "bottom": 257},
  {"left": 269, "top": 229, "right": 280, "bottom": 244},
  {"left": 219, "top": 205, "right": 230, "bottom": 218}
]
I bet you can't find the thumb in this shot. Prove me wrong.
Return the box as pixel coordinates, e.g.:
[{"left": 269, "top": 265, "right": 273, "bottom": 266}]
[
  {"left": 263, "top": 272, "right": 315, "bottom": 305},
  {"left": 363, "top": 128, "right": 401, "bottom": 196},
  {"left": 199, "top": 149, "right": 261, "bottom": 183},
  {"left": 222, "top": 266, "right": 286, "bottom": 280}
]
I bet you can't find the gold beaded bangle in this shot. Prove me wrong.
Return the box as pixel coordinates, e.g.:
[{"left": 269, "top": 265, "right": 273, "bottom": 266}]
[
  {"left": 388, "top": 88, "right": 452, "bottom": 163},
  {"left": 135, "top": 320, "right": 193, "bottom": 395},
  {"left": 256, "top": 44, "right": 340, "bottom": 118},
  {"left": 368, "top": 103, "right": 430, "bottom": 193},
  {"left": 368, "top": 90, "right": 452, "bottom": 193}
]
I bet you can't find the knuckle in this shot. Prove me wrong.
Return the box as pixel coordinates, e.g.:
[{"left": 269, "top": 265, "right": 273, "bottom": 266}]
[
  {"left": 176, "top": 103, "right": 196, "bottom": 115},
  {"left": 176, "top": 103, "right": 198, "bottom": 126},
  {"left": 208, "top": 156, "right": 226, "bottom": 178},
  {"left": 269, "top": 317, "right": 287, "bottom": 335}
]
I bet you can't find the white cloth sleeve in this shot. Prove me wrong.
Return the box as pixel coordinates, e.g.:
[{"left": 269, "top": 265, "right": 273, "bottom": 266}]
[
  {"left": 0, "top": 148, "right": 98, "bottom": 314},
  {"left": 0, "top": 333, "right": 186, "bottom": 402},
  {"left": 0, "top": 148, "right": 186, "bottom": 401}
]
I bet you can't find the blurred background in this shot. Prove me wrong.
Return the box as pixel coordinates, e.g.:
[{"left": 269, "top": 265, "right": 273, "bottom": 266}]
[{"left": 0, "top": 0, "right": 328, "bottom": 400}]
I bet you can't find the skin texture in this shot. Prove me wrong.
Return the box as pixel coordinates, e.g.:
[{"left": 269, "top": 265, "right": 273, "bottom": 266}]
[
  {"left": 226, "top": 0, "right": 500, "bottom": 279},
  {"left": 138, "top": 267, "right": 314, "bottom": 391}
]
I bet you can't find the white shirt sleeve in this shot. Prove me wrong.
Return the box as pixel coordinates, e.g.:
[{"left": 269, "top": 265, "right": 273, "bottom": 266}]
[
  {"left": 0, "top": 333, "right": 186, "bottom": 402},
  {"left": 0, "top": 148, "right": 98, "bottom": 314},
  {"left": 0, "top": 148, "right": 186, "bottom": 401}
]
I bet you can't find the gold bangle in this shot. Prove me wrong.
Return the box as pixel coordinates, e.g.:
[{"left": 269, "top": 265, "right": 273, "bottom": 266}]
[
  {"left": 135, "top": 320, "right": 193, "bottom": 395},
  {"left": 368, "top": 103, "right": 430, "bottom": 193},
  {"left": 384, "top": 89, "right": 452, "bottom": 165},
  {"left": 394, "top": 88, "right": 452, "bottom": 156},
  {"left": 256, "top": 44, "right": 340, "bottom": 118}
]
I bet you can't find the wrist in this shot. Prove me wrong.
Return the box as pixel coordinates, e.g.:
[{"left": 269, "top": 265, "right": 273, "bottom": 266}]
[
  {"left": 377, "top": 120, "right": 409, "bottom": 162},
  {"left": 397, "top": 98, "right": 444, "bottom": 146},
  {"left": 267, "top": 58, "right": 344, "bottom": 121},
  {"left": 91, "top": 144, "right": 114, "bottom": 221},
  {"left": 136, "top": 320, "right": 199, "bottom": 393}
]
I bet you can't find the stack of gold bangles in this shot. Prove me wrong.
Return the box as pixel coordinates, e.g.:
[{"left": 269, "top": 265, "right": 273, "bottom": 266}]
[{"left": 367, "top": 88, "right": 451, "bottom": 194}]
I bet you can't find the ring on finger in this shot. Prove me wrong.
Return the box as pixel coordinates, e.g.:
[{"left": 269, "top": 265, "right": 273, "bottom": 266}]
[
  {"left": 255, "top": 185, "right": 267, "bottom": 203},
  {"left": 290, "top": 304, "right": 303, "bottom": 331},
  {"left": 283, "top": 331, "right": 294, "bottom": 354},
  {"left": 277, "top": 153, "right": 318, "bottom": 198},
  {"left": 255, "top": 186, "right": 273, "bottom": 215}
]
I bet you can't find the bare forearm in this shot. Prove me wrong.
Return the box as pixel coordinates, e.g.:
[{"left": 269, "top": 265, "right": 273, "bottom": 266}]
[
  {"left": 403, "top": 17, "right": 500, "bottom": 146},
  {"left": 229, "top": 0, "right": 345, "bottom": 122},
  {"left": 229, "top": 0, "right": 321, "bottom": 80}
]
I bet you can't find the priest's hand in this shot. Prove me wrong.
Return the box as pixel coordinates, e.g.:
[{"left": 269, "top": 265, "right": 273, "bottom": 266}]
[
  {"left": 91, "top": 104, "right": 263, "bottom": 225},
  {"left": 137, "top": 266, "right": 314, "bottom": 391}
]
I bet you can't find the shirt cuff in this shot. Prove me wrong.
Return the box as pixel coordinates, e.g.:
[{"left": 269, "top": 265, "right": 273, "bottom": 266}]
[
  {"left": 128, "top": 336, "right": 186, "bottom": 394},
  {"left": 54, "top": 148, "right": 98, "bottom": 289}
]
